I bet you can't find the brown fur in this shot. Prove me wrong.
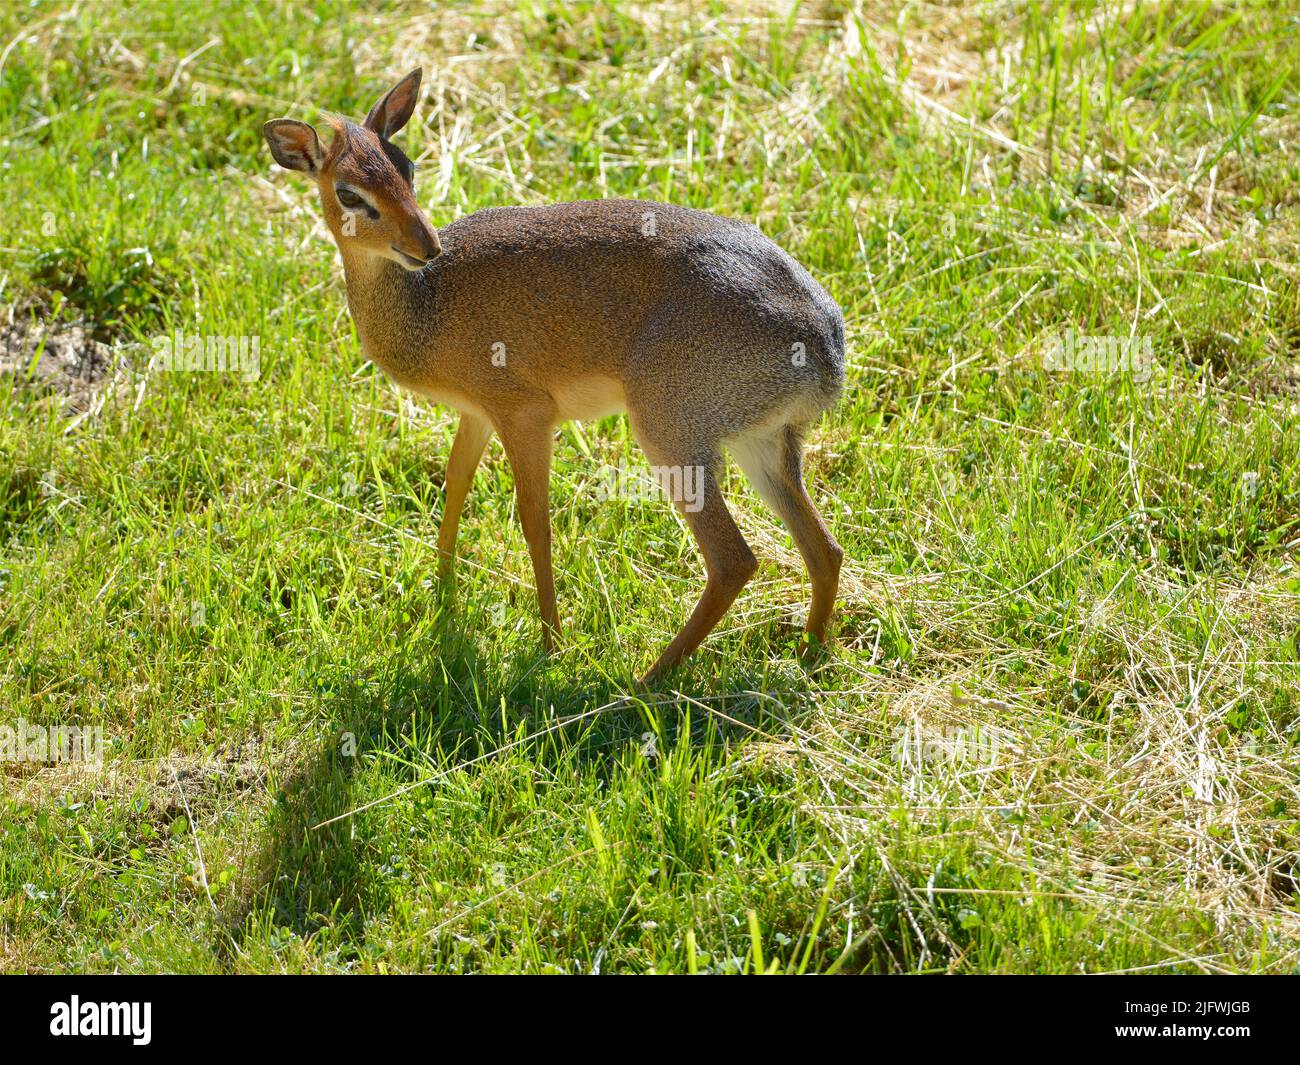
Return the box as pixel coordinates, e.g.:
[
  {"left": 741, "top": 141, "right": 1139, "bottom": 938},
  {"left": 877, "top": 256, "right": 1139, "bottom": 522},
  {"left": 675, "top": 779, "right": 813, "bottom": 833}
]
[{"left": 264, "top": 69, "right": 846, "bottom": 682}]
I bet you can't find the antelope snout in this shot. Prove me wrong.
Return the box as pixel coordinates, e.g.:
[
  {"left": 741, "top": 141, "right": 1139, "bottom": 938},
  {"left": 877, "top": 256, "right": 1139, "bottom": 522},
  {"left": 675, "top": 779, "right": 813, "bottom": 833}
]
[
  {"left": 389, "top": 213, "right": 442, "bottom": 270},
  {"left": 410, "top": 220, "right": 442, "bottom": 260},
  {"left": 418, "top": 224, "right": 442, "bottom": 261}
]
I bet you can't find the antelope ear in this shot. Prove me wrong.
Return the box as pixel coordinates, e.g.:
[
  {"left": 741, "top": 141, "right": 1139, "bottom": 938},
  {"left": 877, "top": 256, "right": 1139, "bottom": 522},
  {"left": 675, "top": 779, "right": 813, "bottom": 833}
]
[
  {"left": 264, "top": 119, "right": 324, "bottom": 173},
  {"left": 364, "top": 68, "right": 422, "bottom": 140}
]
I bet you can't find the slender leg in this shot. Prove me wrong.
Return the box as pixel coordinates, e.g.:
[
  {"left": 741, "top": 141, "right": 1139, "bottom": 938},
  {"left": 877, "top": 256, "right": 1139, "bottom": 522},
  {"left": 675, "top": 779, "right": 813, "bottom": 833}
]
[
  {"left": 497, "top": 407, "right": 561, "bottom": 650},
  {"left": 729, "top": 424, "right": 843, "bottom": 652},
  {"left": 436, "top": 412, "right": 494, "bottom": 581},
  {"left": 635, "top": 437, "right": 758, "bottom": 684}
]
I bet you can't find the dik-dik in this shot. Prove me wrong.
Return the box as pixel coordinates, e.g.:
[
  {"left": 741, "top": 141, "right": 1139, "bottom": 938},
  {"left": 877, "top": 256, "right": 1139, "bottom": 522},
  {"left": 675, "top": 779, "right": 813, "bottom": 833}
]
[{"left": 264, "top": 69, "right": 845, "bottom": 683}]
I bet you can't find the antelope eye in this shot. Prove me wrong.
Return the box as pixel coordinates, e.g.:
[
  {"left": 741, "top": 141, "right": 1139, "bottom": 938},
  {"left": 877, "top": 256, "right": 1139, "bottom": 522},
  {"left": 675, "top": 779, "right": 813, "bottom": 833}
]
[{"left": 337, "top": 188, "right": 363, "bottom": 209}]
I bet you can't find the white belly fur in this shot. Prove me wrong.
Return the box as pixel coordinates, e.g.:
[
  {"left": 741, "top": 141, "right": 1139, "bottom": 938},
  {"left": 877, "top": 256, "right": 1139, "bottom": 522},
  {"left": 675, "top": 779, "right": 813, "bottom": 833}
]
[
  {"left": 409, "top": 380, "right": 490, "bottom": 421},
  {"left": 549, "top": 375, "right": 627, "bottom": 421},
  {"left": 406, "top": 375, "right": 625, "bottom": 425}
]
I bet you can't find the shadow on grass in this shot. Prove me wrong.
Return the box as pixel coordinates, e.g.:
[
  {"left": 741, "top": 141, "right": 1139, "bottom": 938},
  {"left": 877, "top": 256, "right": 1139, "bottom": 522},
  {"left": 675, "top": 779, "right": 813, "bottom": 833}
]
[{"left": 217, "top": 608, "right": 824, "bottom": 969}]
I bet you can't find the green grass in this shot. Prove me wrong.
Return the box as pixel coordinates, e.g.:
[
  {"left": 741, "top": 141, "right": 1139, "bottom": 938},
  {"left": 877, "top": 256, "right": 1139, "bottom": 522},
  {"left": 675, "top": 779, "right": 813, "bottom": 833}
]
[{"left": 1, "top": 0, "right": 1298, "bottom": 973}]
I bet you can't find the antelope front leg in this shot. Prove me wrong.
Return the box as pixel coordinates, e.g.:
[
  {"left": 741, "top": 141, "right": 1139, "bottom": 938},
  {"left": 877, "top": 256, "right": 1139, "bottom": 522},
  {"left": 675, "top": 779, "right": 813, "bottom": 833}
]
[
  {"left": 436, "top": 412, "right": 494, "bottom": 581},
  {"left": 498, "top": 408, "right": 561, "bottom": 651}
]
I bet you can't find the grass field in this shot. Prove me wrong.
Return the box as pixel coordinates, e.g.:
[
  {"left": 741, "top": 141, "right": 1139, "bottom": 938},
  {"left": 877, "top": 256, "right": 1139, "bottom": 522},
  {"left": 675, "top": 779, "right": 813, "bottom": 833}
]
[{"left": 1, "top": 0, "right": 1298, "bottom": 974}]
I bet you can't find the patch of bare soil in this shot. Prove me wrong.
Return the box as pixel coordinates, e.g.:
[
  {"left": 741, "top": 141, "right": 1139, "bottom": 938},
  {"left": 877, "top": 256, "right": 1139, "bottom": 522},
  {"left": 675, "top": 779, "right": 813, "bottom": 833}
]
[
  {"left": 8, "top": 750, "right": 269, "bottom": 826},
  {"left": 0, "top": 302, "right": 118, "bottom": 413}
]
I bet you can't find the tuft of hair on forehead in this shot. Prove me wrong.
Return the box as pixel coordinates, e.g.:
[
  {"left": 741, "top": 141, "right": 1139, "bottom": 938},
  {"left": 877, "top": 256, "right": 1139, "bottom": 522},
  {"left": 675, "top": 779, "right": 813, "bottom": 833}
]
[
  {"left": 321, "top": 114, "right": 347, "bottom": 164},
  {"left": 321, "top": 115, "right": 415, "bottom": 186}
]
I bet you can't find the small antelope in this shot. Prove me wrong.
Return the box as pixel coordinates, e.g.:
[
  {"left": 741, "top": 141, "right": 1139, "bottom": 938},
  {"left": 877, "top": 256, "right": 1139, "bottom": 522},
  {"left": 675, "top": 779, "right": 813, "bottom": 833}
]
[{"left": 264, "top": 69, "right": 845, "bottom": 683}]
